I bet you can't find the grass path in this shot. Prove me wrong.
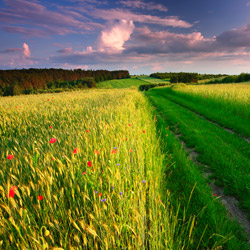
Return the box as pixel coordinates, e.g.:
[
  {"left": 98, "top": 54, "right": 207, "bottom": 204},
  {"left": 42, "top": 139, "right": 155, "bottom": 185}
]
[
  {"left": 146, "top": 87, "right": 250, "bottom": 249},
  {"left": 164, "top": 85, "right": 250, "bottom": 138}
]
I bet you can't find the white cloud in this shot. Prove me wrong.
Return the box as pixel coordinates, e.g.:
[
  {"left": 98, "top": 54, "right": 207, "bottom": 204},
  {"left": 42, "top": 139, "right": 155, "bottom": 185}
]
[
  {"left": 98, "top": 20, "right": 135, "bottom": 52},
  {"left": 23, "top": 43, "right": 31, "bottom": 58}
]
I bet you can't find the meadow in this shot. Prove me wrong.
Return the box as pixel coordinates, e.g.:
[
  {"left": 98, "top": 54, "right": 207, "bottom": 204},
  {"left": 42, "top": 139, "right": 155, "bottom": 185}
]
[
  {"left": 1, "top": 81, "right": 250, "bottom": 249},
  {"left": 96, "top": 78, "right": 145, "bottom": 89}
]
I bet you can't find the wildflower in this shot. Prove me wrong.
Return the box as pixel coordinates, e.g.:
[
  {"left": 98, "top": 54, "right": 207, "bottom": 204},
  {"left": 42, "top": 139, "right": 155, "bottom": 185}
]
[
  {"left": 73, "top": 148, "right": 78, "bottom": 154},
  {"left": 143, "top": 130, "right": 146, "bottom": 133},
  {"left": 128, "top": 124, "right": 131, "bottom": 127},
  {"left": 98, "top": 193, "right": 102, "bottom": 197},
  {"left": 101, "top": 198, "right": 107, "bottom": 202},
  {"left": 113, "top": 147, "right": 117, "bottom": 149},
  {"left": 112, "top": 186, "right": 114, "bottom": 190},
  {"left": 49, "top": 138, "right": 57, "bottom": 143},
  {"left": 47, "top": 99, "right": 50, "bottom": 101},
  {"left": 87, "top": 161, "right": 92, "bottom": 167},
  {"left": 52, "top": 157, "right": 55, "bottom": 161},
  {"left": 95, "top": 191, "right": 98, "bottom": 194},
  {"left": 49, "top": 126, "right": 52, "bottom": 128},
  {"left": 93, "top": 150, "right": 100, "bottom": 155},
  {"left": 129, "top": 149, "right": 133, "bottom": 152},
  {"left": 111, "top": 149, "right": 117, "bottom": 154},
  {"left": 125, "top": 138, "right": 128, "bottom": 141},
  {"left": 86, "top": 130, "right": 89, "bottom": 133},
  {"left": 82, "top": 172, "right": 87, "bottom": 175},
  {"left": 213, "top": 194, "right": 217, "bottom": 197},
  {"left": 142, "top": 180, "right": 146, "bottom": 183},
  {"left": 38, "top": 195, "right": 43, "bottom": 200},
  {"left": 7, "top": 186, "right": 18, "bottom": 198},
  {"left": 7, "top": 154, "right": 14, "bottom": 160},
  {"left": 119, "top": 192, "right": 123, "bottom": 195},
  {"left": 117, "top": 163, "right": 120, "bottom": 166}
]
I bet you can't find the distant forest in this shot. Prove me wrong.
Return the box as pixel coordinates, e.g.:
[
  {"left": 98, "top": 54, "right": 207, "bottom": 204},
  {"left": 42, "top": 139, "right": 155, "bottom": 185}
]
[
  {"left": 150, "top": 72, "right": 228, "bottom": 83},
  {"left": 0, "top": 68, "right": 130, "bottom": 96}
]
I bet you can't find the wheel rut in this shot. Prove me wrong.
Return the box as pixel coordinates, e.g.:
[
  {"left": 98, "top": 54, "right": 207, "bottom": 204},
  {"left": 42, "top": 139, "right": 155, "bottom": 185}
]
[{"left": 157, "top": 97, "right": 250, "bottom": 240}]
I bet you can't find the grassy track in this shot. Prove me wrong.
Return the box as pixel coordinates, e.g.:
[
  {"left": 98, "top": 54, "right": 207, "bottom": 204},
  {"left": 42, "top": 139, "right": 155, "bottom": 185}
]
[
  {"left": 146, "top": 87, "right": 250, "bottom": 249},
  {"left": 0, "top": 89, "right": 204, "bottom": 249},
  {"left": 165, "top": 84, "right": 250, "bottom": 138},
  {"left": 97, "top": 78, "right": 145, "bottom": 88}
]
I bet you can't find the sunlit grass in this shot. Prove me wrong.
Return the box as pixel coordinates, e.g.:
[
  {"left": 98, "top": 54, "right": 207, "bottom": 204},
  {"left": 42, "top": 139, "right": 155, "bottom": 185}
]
[{"left": 0, "top": 89, "right": 198, "bottom": 249}]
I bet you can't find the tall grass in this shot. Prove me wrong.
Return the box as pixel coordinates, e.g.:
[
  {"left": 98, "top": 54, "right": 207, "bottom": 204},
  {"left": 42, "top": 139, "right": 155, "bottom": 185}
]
[{"left": 0, "top": 89, "right": 197, "bottom": 249}]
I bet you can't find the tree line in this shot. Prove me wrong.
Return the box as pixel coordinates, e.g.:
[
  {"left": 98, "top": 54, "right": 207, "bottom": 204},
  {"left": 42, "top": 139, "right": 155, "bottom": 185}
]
[
  {"left": 150, "top": 72, "right": 228, "bottom": 83},
  {"left": 0, "top": 68, "right": 130, "bottom": 96},
  {"left": 207, "top": 73, "right": 250, "bottom": 84}
]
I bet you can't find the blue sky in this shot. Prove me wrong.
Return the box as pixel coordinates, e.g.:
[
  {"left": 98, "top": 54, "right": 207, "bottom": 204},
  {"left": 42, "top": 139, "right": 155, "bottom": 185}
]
[{"left": 1, "top": 0, "right": 250, "bottom": 74}]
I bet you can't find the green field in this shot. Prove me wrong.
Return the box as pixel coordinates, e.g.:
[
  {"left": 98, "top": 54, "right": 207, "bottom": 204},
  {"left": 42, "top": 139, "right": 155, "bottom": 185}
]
[
  {"left": 138, "top": 76, "right": 170, "bottom": 84},
  {"left": 97, "top": 78, "right": 145, "bottom": 88},
  {"left": 1, "top": 79, "right": 250, "bottom": 249}
]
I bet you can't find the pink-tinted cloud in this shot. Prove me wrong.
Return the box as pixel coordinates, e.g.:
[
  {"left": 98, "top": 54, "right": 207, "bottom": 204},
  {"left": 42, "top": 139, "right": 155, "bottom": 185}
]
[
  {"left": 58, "top": 47, "right": 73, "bottom": 54},
  {"left": 1, "top": 48, "right": 23, "bottom": 53},
  {"left": 88, "top": 8, "right": 192, "bottom": 28},
  {"left": 126, "top": 27, "right": 215, "bottom": 54},
  {"left": 216, "top": 24, "right": 250, "bottom": 48},
  {"left": 0, "top": 42, "right": 36, "bottom": 68},
  {"left": 0, "top": 25, "right": 49, "bottom": 37},
  {"left": 120, "top": 0, "right": 168, "bottom": 12},
  {"left": 98, "top": 20, "right": 135, "bottom": 52},
  {"left": 0, "top": 0, "right": 103, "bottom": 36}
]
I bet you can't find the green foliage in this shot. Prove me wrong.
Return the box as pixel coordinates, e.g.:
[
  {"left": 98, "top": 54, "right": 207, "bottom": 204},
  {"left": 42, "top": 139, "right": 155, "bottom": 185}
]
[
  {"left": 207, "top": 73, "right": 250, "bottom": 84},
  {"left": 150, "top": 72, "right": 199, "bottom": 83}
]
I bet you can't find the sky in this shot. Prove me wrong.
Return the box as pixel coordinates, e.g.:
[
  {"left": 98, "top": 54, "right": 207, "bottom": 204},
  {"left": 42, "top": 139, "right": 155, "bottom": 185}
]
[{"left": 1, "top": 0, "right": 250, "bottom": 75}]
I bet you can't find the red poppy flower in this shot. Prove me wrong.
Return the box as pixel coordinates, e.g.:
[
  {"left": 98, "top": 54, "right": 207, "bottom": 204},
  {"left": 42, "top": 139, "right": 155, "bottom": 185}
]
[
  {"left": 93, "top": 150, "right": 100, "bottom": 155},
  {"left": 47, "top": 99, "right": 50, "bottom": 101},
  {"left": 7, "top": 186, "right": 18, "bottom": 198},
  {"left": 49, "top": 126, "right": 53, "bottom": 128},
  {"left": 142, "top": 130, "right": 146, "bottom": 133},
  {"left": 82, "top": 172, "right": 87, "bottom": 175},
  {"left": 87, "top": 161, "right": 92, "bottom": 167},
  {"left": 111, "top": 149, "right": 117, "bottom": 154},
  {"left": 7, "top": 154, "right": 14, "bottom": 160},
  {"left": 213, "top": 194, "right": 217, "bottom": 197},
  {"left": 73, "top": 148, "right": 78, "bottom": 154},
  {"left": 49, "top": 138, "right": 57, "bottom": 143},
  {"left": 86, "top": 130, "right": 89, "bottom": 133},
  {"left": 128, "top": 124, "right": 131, "bottom": 127},
  {"left": 98, "top": 193, "right": 102, "bottom": 197},
  {"left": 129, "top": 149, "right": 133, "bottom": 152},
  {"left": 38, "top": 195, "right": 43, "bottom": 200},
  {"left": 52, "top": 157, "right": 55, "bottom": 161},
  {"left": 15, "top": 106, "right": 18, "bottom": 109},
  {"left": 125, "top": 138, "right": 128, "bottom": 141}
]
